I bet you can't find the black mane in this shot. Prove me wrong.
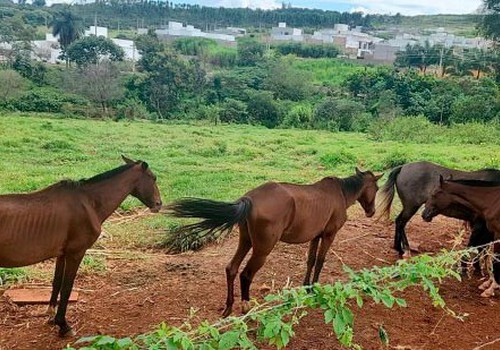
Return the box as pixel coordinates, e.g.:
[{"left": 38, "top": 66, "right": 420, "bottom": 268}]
[
  {"left": 53, "top": 163, "right": 135, "bottom": 189},
  {"left": 339, "top": 173, "right": 365, "bottom": 196}
]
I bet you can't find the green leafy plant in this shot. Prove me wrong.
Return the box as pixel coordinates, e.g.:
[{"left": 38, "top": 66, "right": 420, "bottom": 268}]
[{"left": 69, "top": 249, "right": 468, "bottom": 350}]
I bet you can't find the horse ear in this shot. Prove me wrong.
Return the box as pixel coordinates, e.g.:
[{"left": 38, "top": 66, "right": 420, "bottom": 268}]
[
  {"left": 355, "top": 167, "right": 363, "bottom": 176},
  {"left": 122, "top": 155, "right": 135, "bottom": 164},
  {"left": 375, "top": 173, "right": 384, "bottom": 181},
  {"left": 141, "top": 161, "right": 149, "bottom": 170}
]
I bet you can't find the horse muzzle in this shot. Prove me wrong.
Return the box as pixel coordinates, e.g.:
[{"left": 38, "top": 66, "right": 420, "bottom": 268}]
[
  {"left": 150, "top": 201, "right": 162, "bottom": 213},
  {"left": 421, "top": 208, "right": 435, "bottom": 222}
]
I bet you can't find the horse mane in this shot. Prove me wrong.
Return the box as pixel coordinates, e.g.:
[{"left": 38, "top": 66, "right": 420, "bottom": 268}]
[
  {"left": 448, "top": 179, "right": 500, "bottom": 187},
  {"left": 339, "top": 173, "right": 365, "bottom": 197},
  {"left": 49, "top": 163, "right": 135, "bottom": 189}
]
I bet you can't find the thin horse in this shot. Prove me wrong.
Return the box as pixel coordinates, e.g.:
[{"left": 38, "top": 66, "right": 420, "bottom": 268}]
[
  {"left": 422, "top": 177, "right": 500, "bottom": 297},
  {"left": 167, "top": 168, "right": 382, "bottom": 317},
  {"left": 0, "top": 156, "right": 162, "bottom": 336},
  {"left": 378, "top": 161, "right": 500, "bottom": 256}
]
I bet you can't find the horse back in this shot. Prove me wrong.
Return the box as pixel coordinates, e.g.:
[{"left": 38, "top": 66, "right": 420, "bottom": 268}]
[{"left": 245, "top": 180, "right": 345, "bottom": 243}]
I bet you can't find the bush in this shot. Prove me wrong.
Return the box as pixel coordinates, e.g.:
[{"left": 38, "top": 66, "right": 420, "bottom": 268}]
[
  {"left": 312, "top": 98, "right": 365, "bottom": 131},
  {"left": 10, "top": 87, "right": 89, "bottom": 114},
  {"left": 115, "top": 99, "right": 150, "bottom": 120},
  {"left": 219, "top": 99, "right": 248, "bottom": 124},
  {"left": 320, "top": 150, "right": 357, "bottom": 169},
  {"left": 246, "top": 90, "right": 282, "bottom": 128},
  {"left": 282, "top": 103, "right": 313, "bottom": 128},
  {"left": 368, "top": 116, "right": 440, "bottom": 143}
]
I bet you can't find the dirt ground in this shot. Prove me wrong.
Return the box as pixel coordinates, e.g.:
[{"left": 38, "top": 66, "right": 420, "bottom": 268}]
[{"left": 1, "top": 212, "right": 500, "bottom": 350}]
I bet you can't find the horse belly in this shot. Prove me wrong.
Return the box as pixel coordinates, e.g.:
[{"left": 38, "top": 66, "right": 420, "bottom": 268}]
[{"left": 0, "top": 215, "right": 67, "bottom": 268}]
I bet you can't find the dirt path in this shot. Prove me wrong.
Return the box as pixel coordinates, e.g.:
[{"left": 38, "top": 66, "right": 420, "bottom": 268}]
[{"left": 1, "top": 214, "right": 500, "bottom": 350}]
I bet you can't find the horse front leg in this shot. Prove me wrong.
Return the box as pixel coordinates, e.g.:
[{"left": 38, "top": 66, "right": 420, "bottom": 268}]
[
  {"left": 303, "top": 236, "right": 320, "bottom": 286},
  {"left": 311, "top": 232, "right": 337, "bottom": 284},
  {"left": 47, "top": 256, "right": 65, "bottom": 323},
  {"left": 54, "top": 253, "right": 85, "bottom": 337}
]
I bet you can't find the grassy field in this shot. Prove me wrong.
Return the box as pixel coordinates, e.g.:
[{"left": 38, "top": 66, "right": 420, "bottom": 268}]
[{"left": 0, "top": 112, "right": 498, "bottom": 251}]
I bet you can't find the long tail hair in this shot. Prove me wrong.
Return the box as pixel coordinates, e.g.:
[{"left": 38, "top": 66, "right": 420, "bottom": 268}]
[
  {"left": 377, "top": 165, "right": 403, "bottom": 220},
  {"left": 165, "top": 197, "right": 252, "bottom": 253}
]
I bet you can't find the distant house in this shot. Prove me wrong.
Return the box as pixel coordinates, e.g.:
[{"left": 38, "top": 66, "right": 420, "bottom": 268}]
[
  {"left": 271, "top": 22, "right": 303, "bottom": 42},
  {"left": 154, "top": 21, "right": 236, "bottom": 45},
  {"left": 84, "top": 26, "right": 108, "bottom": 38}
]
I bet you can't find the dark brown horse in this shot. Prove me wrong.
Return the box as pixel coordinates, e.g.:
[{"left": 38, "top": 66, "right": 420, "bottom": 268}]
[
  {"left": 378, "top": 161, "right": 500, "bottom": 256},
  {"left": 167, "top": 168, "right": 382, "bottom": 317},
  {"left": 0, "top": 156, "right": 162, "bottom": 336},
  {"left": 422, "top": 177, "right": 500, "bottom": 297}
]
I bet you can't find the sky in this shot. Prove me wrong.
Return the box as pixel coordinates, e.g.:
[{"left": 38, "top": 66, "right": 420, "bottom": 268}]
[{"left": 177, "top": 0, "right": 483, "bottom": 15}]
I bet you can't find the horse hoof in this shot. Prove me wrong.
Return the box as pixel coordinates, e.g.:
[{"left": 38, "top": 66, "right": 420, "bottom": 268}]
[
  {"left": 221, "top": 307, "right": 232, "bottom": 318},
  {"left": 59, "top": 327, "right": 76, "bottom": 338},
  {"left": 241, "top": 300, "right": 251, "bottom": 314},
  {"left": 402, "top": 252, "right": 411, "bottom": 260},
  {"left": 480, "top": 289, "right": 495, "bottom": 298},
  {"left": 46, "top": 306, "right": 56, "bottom": 317},
  {"left": 479, "top": 279, "right": 492, "bottom": 291}
]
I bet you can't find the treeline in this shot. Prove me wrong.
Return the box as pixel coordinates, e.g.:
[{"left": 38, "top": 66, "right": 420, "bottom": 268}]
[
  {"left": 1, "top": 33, "right": 499, "bottom": 133},
  {"left": 66, "top": 1, "right": 377, "bottom": 30}
]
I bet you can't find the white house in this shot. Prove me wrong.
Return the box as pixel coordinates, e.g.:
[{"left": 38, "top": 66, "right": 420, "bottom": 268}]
[
  {"left": 155, "top": 21, "right": 235, "bottom": 44},
  {"left": 84, "top": 26, "right": 108, "bottom": 38},
  {"left": 271, "top": 22, "right": 303, "bottom": 42}
]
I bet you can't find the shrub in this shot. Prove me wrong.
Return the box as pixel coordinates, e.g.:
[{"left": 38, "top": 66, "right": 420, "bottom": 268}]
[
  {"left": 368, "top": 116, "right": 440, "bottom": 143},
  {"left": 219, "top": 99, "right": 248, "bottom": 124},
  {"left": 312, "top": 98, "right": 365, "bottom": 131},
  {"left": 10, "top": 88, "right": 89, "bottom": 114},
  {"left": 320, "top": 150, "right": 357, "bottom": 169},
  {"left": 282, "top": 104, "right": 313, "bottom": 128},
  {"left": 246, "top": 90, "right": 282, "bottom": 128}
]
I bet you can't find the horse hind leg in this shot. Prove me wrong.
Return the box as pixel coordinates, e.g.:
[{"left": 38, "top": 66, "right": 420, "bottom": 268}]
[
  {"left": 47, "top": 256, "right": 65, "bottom": 323},
  {"left": 303, "top": 236, "right": 320, "bottom": 286},
  {"left": 394, "top": 205, "right": 419, "bottom": 257},
  {"left": 53, "top": 253, "right": 85, "bottom": 337},
  {"left": 239, "top": 253, "right": 268, "bottom": 314},
  {"left": 222, "top": 225, "right": 251, "bottom": 318}
]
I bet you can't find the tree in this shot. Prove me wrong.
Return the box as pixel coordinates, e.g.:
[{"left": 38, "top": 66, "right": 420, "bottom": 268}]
[
  {"left": 51, "top": 7, "right": 84, "bottom": 66},
  {"left": 134, "top": 46, "right": 205, "bottom": 118},
  {"left": 263, "top": 57, "right": 313, "bottom": 102},
  {"left": 480, "top": 0, "right": 500, "bottom": 41},
  {"left": 76, "top": 60, "right": 124, "bottom": 114},
  {"left": 246, "top": 90, "right": 281, "bottom": 128},
  {"left": 32, "top": 0, "right": 46, "bottom": 7},
  {"left": 237, "top": 38, "right": 265, "bottom": 66},
  {"left": 394, "top": 41, "right": 440, "bottom": 74},
  {"left": 0, "top": 70, "right": 28, "bottom": 101},
  {"left": 66, "top": 36, "right": 124, "bottom": 67}
]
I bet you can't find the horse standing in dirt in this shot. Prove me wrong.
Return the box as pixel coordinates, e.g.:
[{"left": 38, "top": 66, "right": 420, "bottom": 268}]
[
  {"left": 167, "top": 168, "right": 382, "bottom": 317},
  {"left": 0, "top": 156, "right": 162, "bottom": 337},
  {"left": 422, "top": 177, "right": 500, "bottom": 297},
  {"left": 378, "top": 161, "right": 500, "bottom": 257}
]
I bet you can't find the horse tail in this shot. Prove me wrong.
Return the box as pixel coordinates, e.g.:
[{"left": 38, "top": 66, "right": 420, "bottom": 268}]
[
  {"left": 377, "top": 165, "right": 403, "bottom": 221},
  {"left": 165, "top": 197, "right": 253, "bottom": 253}
]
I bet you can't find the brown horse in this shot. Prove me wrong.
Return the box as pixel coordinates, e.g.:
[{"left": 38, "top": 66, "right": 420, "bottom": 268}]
[
  {"left": 422, "top": 177, "right": 500, "bottom": 297},
  {"left": 0, "top": 156, "right": 162, "bottom": 336},
  {"left": 167, "top": 168, "right": 382, "bottom": 317}
]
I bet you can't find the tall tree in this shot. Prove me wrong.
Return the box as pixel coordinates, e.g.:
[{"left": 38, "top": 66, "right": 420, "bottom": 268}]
[
  {"left": 479, "top": 0, "right": 500, "bottom": 82},
  {"left": 66, "top": 36, "right": 124, "bottom": 67},
  {"left": 51, "top": 7, "right": 84, "bottom": 66}
]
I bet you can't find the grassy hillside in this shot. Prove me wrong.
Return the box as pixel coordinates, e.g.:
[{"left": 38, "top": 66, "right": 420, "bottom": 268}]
[{"left": 1, "top": 113, "right": 498, "bottom": 201}]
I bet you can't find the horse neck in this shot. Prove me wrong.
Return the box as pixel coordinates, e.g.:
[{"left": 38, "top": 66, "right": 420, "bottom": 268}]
[
  {"left": 339, "top": 175, "right": 364, "bottom": 207},
  {"left": 83, "top": 167, "right": 140, "bottom": 223},
  {"left": 444, "top": 183, "right": 493, "bottom": 216}
]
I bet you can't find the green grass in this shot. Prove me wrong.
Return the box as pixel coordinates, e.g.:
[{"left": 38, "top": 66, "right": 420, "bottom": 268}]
[
  {"left": 0, "top": 112, "right": 499, "bottom": 251},
  {"left": 0, "top": 267, "right": 29, "bottom": 286},
  {"left": 290, "top": 58, "right": 371, "bottom": 87}
]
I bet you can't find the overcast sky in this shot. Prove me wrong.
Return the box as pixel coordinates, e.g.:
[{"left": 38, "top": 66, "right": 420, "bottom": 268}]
[{"left": 171, "top": 0, "right": 483, "bottom": 15}]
